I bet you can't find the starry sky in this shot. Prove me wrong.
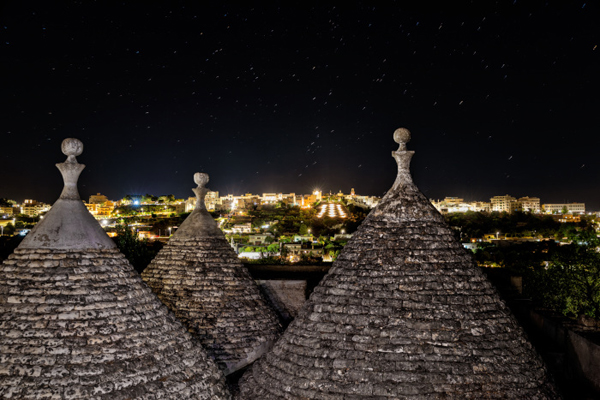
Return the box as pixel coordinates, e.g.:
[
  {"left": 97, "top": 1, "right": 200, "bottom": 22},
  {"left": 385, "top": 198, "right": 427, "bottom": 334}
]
[{"left": 1, "top": 2, "right": 599, "bottom": 209}]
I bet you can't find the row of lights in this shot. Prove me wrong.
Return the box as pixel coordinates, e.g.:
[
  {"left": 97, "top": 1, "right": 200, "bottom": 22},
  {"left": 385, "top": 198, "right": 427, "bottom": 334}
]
[{"left": 317, "top": 203, "right": 347, "bottom": 219}]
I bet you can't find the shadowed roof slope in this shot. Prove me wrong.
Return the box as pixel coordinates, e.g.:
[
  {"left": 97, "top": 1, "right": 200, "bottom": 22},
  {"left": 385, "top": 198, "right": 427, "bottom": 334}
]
[
  {"left": 0, "top": 139, "right": 230, "bottom": 400},
  {"left": 238, "top": 128, "right": 559, "bottom": 399},
  {"left": 141, "top": 172, "right": 281, "bottom": 375}
]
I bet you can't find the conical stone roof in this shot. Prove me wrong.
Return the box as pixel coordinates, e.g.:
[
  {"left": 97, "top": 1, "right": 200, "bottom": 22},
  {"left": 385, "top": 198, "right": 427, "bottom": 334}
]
[
  {"left": 0, "top": 139, "right": 230, "bottom": 399},
  {"left": 141, "top": 173, "right": 281, "bottom": 375},
  {"left": 239, "top": 129, "right": 559, "bottom": 399}
]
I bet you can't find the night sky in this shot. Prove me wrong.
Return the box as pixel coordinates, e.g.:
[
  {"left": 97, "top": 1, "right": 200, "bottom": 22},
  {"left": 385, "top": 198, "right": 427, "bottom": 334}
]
[{"left": 1, "top": 2, "right": 599, "bottom": 209}]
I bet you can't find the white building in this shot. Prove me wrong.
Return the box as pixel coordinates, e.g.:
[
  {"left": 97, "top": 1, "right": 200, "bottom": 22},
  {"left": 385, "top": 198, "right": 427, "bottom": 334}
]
[
  {"left": 232, "top": 223, "right": 252, "bottom": 233},
  {"left": 0, "top": 206, "right": 14, "bottom": 217},
  {"left": 469, "top": 201, "right": 491, "bottom": 212},
  {"left": 205, "top": 191, "right": 219, "bottom": 211},
  {"left": 518, "top": 197, "right": 541, "bottom": 213},
  {"left": 490, "top": 195, "right": 517, "bottom": 213},
  {"left": 431, "top": 197, "right": 473, "bottom": 214},
  {"left": 20, "top": 200, "right": 51, "bottom": 217},
  {"left": 542, "top": 203, "right": 585, "bottom": 214}
]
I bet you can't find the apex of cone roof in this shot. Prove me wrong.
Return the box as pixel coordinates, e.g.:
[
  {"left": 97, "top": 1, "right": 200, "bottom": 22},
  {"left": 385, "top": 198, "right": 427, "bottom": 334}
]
[
  {"left": 171, "top": 172, "right": 222, "bottom": 239},
  {"left": 19, "top": 138, "right": 116, "bottom": 250}
]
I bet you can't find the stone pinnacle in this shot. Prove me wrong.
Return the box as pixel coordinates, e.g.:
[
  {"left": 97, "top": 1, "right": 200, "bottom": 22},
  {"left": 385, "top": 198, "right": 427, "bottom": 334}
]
[
  {"left": 57, "top": 138, "right": 85, "bottom": 201},
  {"left": 391, "top": 127, "right": 415, "bottom": 190},
  {"left": 193, "top": 172, "right": 210, "bottom": 211}
]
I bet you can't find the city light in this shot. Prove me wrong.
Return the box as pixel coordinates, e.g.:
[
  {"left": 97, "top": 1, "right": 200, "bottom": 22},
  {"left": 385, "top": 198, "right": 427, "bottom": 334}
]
[{"left": 317, "top": 203, "right": 347, "bottom": 219}]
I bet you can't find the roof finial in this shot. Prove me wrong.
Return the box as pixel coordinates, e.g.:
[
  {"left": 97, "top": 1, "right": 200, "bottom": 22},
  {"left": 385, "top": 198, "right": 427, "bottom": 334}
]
[
  {"left": 393, "top": 127, "right": 411, "bottom": 151},
  {"left": 57, "top": 138, "right": 85, "bottom": 200},
  {"left": 391, "top": 128, "right": 415, "bottom": 190},
  {"left": 192, "top": 172, "right": 209, "bottom": 211}
]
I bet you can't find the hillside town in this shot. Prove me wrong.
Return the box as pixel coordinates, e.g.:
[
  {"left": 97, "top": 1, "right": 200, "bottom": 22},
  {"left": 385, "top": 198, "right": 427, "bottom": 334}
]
[{"left": 0, "top": 191, "right": 594, "bottom": 254}]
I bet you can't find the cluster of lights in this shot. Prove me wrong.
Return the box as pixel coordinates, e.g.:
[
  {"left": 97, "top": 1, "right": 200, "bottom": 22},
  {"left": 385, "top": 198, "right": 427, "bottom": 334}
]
[
  {"left": 317, "top": 203, "right": 347, "bottom": 219},
  {"left": 336, "top": 204, "right": 347, "bottom": 218}
]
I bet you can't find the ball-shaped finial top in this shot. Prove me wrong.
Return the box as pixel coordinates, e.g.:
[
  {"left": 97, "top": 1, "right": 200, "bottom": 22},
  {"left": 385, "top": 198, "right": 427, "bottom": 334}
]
[
  {"left": 194, "top": 172, "right": 209, "bottom": 187},
  {"left": 61, "top": 138, "right": 83, "bottom": 157},
  {"left": 393, "top": 128, "right": 411, "bottom": 145}
]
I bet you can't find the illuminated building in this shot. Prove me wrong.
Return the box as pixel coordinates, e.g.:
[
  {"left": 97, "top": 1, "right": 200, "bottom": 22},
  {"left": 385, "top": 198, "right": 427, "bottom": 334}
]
[
  {"left": 542, "top": 203, "right": 586, "bottom": 214},
  {"left": 85, "top": 203, "right": 98, "bottom": 214},
  {"left": 470, "top": 201, "right": 491, "bottom": 212},
  {"left": 313, "top": 189, "right": 322, "bottom": 202},
  {"left": 518, "top": 196, "right": 541, "bottom": 213},
  {"left": 20, "top": 200, "right": 51, "bottom": 216},
  {"left": 232, "top": 223, "right": 252, "bottom": 233},
  {"left": 0, "top": 206, "right": 14, "bottom": 217},
  {"left": 431, "top": 197, "right": 472, "bottom": 214},
  {"left": 96, "top": 201, "right": 115, "bottom": 217},
  {"left": 184, "top": 196, "right": 197, "bottom": 212},
  {"left": 205, "top": 190, "right": 219, "bottom": 210},
  {"left": 490, "top": 195, "right": 518, "bottom": 212},
  {"left": 89, "top": 192, "right": 108, "bottom": 204}
]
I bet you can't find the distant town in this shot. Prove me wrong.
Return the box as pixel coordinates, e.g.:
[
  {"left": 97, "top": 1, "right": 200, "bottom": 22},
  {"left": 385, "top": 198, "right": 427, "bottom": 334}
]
[{"left": 0, "top": 190, "right": 596, "bottom": 264}]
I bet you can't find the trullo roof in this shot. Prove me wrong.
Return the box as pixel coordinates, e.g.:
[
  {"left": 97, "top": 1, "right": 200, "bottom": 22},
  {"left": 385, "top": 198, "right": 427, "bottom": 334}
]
[
  {"left": 0, "top": 139, "right": 230, "bottom": 399},
  {"left": 141, "top": 172, "right": 281, "bottom": 375},
  {"left": 238, "top": 128, "right": 559, "bottom": 399}
]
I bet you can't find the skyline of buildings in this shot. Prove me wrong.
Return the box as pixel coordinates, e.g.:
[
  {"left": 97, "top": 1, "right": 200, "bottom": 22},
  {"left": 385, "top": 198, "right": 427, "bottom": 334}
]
[
  {"left": 431, "top": 195, "right": 587, "bottom": 215},
  {"left": 0, "top": 189, "right": 594, "bottom": 221}
]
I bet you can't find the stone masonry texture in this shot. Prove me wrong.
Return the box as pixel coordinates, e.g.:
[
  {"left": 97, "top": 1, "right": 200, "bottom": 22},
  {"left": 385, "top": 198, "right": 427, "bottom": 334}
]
[
  {"left": 142, "top": 173, "right": 281, "bottom": 375},
  {"left": 238, "top": 129, "right": 560, "bottom": 399},
  {"left": 0, "top": 249, "right": 231, "bottom": 399},
  {"left": 0, "top": 139, "right": 231, "bottom": 399}
]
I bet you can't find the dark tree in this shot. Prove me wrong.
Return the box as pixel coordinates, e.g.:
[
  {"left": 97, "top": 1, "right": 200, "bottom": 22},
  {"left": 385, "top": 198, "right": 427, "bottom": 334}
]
[
  {"left": 526, "top": 227, "right": 600, "bottom": 319},
  {"left": 112, "top": 224, "right": 163, "bottom": 273}
]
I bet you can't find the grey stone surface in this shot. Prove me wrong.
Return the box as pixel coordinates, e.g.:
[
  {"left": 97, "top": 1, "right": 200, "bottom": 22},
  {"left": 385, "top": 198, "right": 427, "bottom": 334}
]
[
  {"left": 20, "top": 138, "right": 115, "bottom": 250},
  {"left": 238, "top": 129, "right": 560, "bottom": 399},
  {"left": 0, "top": 139, "right": 231, "bottom": 399},
  {"left": 142, "top": 173, "right": 281, "bottom": 375},
  {"left": 257, "top": 280, "right": 307, "bottom": 325}
]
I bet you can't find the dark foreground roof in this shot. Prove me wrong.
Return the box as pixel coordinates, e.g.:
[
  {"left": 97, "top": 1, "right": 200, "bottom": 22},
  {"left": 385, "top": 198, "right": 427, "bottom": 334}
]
[
  {"left": 142, "top": 173, "right": 281, "bottom": 375},
  {"left": 239, "top": 129, "right": 559, "bottom": 399},
  {"left": 0, "top": 139, "right": 230, "bottom": 399}
]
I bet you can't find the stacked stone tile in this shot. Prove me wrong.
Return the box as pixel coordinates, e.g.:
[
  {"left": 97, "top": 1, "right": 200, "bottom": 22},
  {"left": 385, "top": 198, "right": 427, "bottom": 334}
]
[
  {"left": 239, "top": 128, "right": 559, "bottom": 399},
  {"left": 0, "top": 139, "right": 230, "bottom": 399},
  {"left": 141, "top": 172, "right": 281, "bottom": 375}
]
